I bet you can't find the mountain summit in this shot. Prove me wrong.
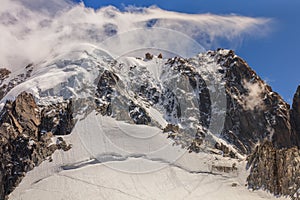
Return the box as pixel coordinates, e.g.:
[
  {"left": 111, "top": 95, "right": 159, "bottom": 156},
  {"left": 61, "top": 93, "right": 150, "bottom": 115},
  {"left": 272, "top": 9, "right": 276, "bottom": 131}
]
[{"left": 0, "top": 48, "right": 299, "bottom": 200}]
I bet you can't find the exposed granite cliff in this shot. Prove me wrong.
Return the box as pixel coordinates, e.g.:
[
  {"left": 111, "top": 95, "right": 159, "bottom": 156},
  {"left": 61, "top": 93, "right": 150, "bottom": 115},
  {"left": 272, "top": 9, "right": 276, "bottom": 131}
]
[
  {"left": 209, "top": 50, "right": 298, "bottom": 154},
  {"left": 247, "top": 85, "right": 300, "bottom": 199},
  {"left": 292, "top": 86, "right": 300, "bottom": 137},
  {"left": 163, "top": 50, "right": 299, "bottom": 155},
  {"left": 247, "top": 141, "right": 300, "bottom": 199},
  {"left": 0, "top": 92, "right": 73, "bottom": 200},
  {"left": 0, "top": 64, "right": 34, "bottom": 101}
]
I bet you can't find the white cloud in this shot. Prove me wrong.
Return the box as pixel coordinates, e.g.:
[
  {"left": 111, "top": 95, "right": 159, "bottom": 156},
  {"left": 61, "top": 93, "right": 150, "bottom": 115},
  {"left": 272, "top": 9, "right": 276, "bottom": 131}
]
[
  {"left": 242, "top": 80, "right": 265, "bottom": 111},
  {"left": 0, "top": 0, "right": 271, "bottom": 70}
]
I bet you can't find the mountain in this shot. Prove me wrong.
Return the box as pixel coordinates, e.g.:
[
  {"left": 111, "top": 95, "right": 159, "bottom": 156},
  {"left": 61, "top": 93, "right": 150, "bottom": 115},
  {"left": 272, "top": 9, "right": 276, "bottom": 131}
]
[
  {"left": 247, "top": 85, "right": 300, "bottom": 199},
  {"left": 0, "top": 47, "right": 299, "bottom": 200}
]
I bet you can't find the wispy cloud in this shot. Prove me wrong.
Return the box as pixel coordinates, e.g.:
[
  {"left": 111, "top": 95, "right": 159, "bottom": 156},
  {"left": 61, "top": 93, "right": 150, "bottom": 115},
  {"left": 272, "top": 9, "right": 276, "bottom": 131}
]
[
  {"left": 242, "top": 80, "right": 265, "bottom": 111},
  {"left": 0, "top": 0, "right": 272, "bottom": 70}
]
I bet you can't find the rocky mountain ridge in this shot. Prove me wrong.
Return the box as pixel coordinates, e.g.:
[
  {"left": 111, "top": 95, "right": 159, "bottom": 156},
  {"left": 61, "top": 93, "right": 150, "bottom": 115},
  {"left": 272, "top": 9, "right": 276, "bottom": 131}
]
[
  {"left": 0, "top": 64, "right": 34, "bottom": 101},
  {"left": 0, "top": 48, "right": 299, "bottom": 199},
  {"left": 0, "top": 92, "right": 73, "bottom": 200},
  {"left": 247, "top": 141, "right": 300, "bottom": 199},
  {"left": 247, "top": 85, "right": 300, "bottom": 199}
]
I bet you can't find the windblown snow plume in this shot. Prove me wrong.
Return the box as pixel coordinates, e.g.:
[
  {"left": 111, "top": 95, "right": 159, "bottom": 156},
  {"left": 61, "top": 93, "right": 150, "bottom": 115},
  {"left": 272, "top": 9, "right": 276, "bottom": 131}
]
[
  {"left": 0, "top": 0, "right": 271, "bottom": 70},
  {"left": 242, "top": 80, "right": 265, "bottom": 110}
]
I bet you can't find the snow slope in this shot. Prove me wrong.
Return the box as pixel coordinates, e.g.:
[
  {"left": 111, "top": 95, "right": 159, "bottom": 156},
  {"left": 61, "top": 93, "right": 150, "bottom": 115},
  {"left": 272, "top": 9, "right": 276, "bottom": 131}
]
[{"left": 9, "top": 112, "right": 286, "bottom": 200}]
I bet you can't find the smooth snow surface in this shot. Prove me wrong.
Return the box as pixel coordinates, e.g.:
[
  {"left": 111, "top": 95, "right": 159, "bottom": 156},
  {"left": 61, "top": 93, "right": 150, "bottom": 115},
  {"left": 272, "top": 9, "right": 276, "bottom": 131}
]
[{"left": 9, "top": 112, "right": 286, "bottom": 200}]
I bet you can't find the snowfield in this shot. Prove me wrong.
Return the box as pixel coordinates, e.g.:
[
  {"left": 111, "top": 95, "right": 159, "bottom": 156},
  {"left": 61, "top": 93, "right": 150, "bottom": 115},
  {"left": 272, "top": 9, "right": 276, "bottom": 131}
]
[{"left": 9, "top": 112, "right": 286, "bottom": 200}]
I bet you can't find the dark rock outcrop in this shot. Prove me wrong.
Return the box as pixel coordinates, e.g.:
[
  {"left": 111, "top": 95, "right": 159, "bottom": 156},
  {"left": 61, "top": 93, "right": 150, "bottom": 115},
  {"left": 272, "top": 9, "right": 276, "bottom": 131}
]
[
  {"left": 0, "top": 68, "right": 11, "bottom": 101},
  {"left": 145, "top": 53, "right": 153, "bottom": 60},
  {"left": 95, "top": 70, "right": 119, "bottom": 116},
  {"left": 164, "top": 50, "right": 300, "bottom": 198},
  {"left": 39, "top": 100, "right": 75, "bottom": 135},
  {"left": 0, "top": 65, "right": 34, "bottom": 101},
  {"left": 163, "top": 50, "right": 298, "bottom": 155},
  {"left": 163, "top": 124, "right": 179, "bottom": 133},
  {"left": 292, "top": 85, "right": 300, "bottom": 137},
  {"left": 128, "top": 101, "right": 151, "bottom": 125},
  {"left": 247, "top": 141, "right": 300, "bottom": 199},
  {"left": 200, "top": 50, "right": 300, "bottom": 198},
  {"left": 246, "top": 85, "right": 300, "bottom": 199},
  {"left": 0, "top": 92, "right": 73, "bottom": 200},
  {"left": 214, "top": 142, "right": 237, "bottom": 158},
  {"left": 0, "top": 68, "right": 11, "bottom": 84},
  {"left": 206, "top": 50, "right": 298, "bottom": 154},
  {"left": 166, "top": 57, "right": 211, "bottom": 130}
]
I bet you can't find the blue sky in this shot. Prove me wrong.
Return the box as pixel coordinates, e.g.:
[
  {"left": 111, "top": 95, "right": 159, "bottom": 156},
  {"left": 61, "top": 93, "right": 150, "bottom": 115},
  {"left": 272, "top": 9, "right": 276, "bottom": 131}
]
[{"left": 74, "top": 0, "right": 300, "bottom": 103}]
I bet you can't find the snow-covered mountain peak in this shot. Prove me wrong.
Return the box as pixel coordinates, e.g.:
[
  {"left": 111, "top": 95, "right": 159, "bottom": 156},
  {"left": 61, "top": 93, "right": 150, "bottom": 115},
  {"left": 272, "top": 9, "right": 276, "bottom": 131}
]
[{"left": 1, "top": 47, "right": 300, "bottom": 200}]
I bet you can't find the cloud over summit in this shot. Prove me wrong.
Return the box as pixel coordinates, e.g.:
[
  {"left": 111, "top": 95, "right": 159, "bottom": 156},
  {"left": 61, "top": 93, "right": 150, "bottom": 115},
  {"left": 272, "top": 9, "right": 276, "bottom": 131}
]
[{"left": 0, "top": 0, "right": 271, "bottom": 70}]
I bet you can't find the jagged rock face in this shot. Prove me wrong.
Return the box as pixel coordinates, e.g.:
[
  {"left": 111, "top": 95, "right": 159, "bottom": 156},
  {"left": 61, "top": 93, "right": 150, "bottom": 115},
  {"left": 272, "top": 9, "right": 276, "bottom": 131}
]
[
  {"left": 0, "top": 68, "right": 11, "bottom": 100},
  {"left": 144, "top": 50, "right": 299, "bottom": 155},
  {"left": 246, "top": 86, "right": 300, "bottom": 199},
  {"left": 39, "top": 100, "right": 75, "bottom": 135},
  {"left": 14, "top": 92, "right": 41, "bottom": 137},
  {"left": 95, "top": 70, "right": 119, "bottom": 116},
  {"left": 0, "top": 65, "right": 34, "bottom": 101},
  {"left": 165, "top": 57, "right": 211, "bottom": 129},
  {"left": 0, "top": 69, "right": 10, "bottom": 82},
  {"left": 206, "top": 50, "right": 298, "bottom": 154},
  {"left": 0, "top": 92, "right": 73, "bottom": 200},
  {"left": 247, "top": 141, "right": 300, "bottom": 199},
  {"left": 92, "top": 49, "right": 298, "bottom": 156},
  {"left": 292, "top": 85, "right": 300, "bottom": 137},
  {"left": 128, "top": 101, "right": 151, "bottom": 125}
]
